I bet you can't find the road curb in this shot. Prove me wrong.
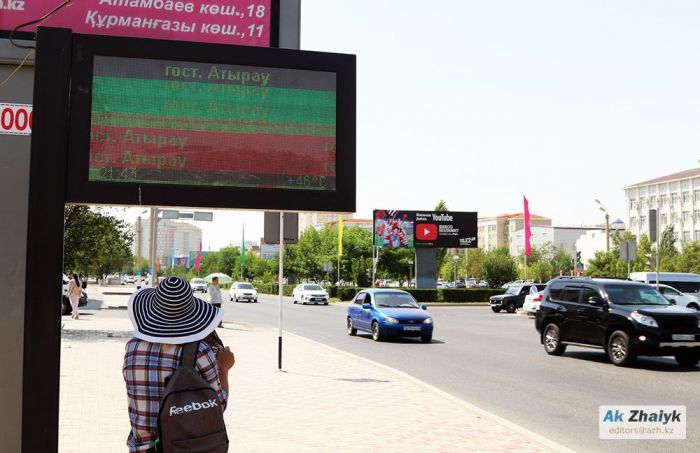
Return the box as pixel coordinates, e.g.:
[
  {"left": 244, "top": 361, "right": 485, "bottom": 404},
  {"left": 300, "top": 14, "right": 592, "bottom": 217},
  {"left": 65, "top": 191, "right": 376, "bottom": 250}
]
[{"left": 284, "top": 330, "right": 576, "bottom": 453}]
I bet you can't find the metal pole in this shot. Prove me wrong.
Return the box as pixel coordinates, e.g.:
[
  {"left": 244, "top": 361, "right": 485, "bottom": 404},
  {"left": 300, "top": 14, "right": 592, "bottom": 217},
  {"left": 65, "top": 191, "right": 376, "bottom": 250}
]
[
  {"left": 605, "top": 213, "right": 610, "bottom": 252},
  {"left": 149, "top": 207, "right": 158, "bottom": 286},
  {"left": 277, "top": 212, "right": 284, "bottom": 371},
  {"left": 136, "top": 216, "right": 142, "bottom": 274},
  {"left": 655, "top": 210, "right": 660, "bottom": 290}
]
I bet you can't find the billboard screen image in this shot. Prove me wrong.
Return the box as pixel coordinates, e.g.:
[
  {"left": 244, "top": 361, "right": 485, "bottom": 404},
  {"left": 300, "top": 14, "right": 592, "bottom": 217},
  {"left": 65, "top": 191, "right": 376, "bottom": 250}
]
[{"left": 373, "top": 210, "right": 414, "bottom": 248}]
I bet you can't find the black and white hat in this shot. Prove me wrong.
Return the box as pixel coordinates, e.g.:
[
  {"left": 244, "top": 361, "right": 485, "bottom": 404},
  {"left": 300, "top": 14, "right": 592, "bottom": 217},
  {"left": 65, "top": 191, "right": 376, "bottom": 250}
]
[{"left": 128, "top": 276, "right": 223, "bottom": 344}]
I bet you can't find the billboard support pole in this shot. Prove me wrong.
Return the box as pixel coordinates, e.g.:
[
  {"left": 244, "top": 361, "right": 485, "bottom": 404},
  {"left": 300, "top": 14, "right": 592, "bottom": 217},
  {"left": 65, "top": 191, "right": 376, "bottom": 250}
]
[{"left": 277, "top": 212, "right": 284, "bottom": 371}]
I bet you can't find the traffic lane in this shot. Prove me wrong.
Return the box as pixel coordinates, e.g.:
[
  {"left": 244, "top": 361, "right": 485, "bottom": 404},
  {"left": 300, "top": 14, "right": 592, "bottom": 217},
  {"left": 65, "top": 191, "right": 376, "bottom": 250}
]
[{"left": 227, "top": 298, "right": 700, "bottom": 453}]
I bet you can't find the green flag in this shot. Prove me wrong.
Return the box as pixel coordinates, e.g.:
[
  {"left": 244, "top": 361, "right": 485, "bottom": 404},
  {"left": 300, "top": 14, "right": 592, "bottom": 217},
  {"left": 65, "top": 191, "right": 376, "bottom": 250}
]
[{"left": 241, "top": 226, "right": 247, "bottom": 266}]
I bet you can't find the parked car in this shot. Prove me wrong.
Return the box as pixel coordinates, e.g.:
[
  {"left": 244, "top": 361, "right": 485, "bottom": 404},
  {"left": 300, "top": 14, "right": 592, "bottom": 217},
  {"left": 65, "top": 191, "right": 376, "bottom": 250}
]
[
  {"left": 476, "top": 281, "right": 488, "bottom": 288},
  {"left": 522, "top": 290, "right": 544, "bottom": 315},
  {"left": 466, "top": 278, "right": 478, "bottom": 288},
  {"left": 657, "top": 284, "right": 700, "bottom": 310},
  {"left": 536, "top": 277, "right": 700, "bottom": 367},
  {"left": 229, "top": 282, "right": 258, "bottom": 302},
  {"left": 346, "top": 289, "right": 433, "bottom": 342},
  {"left": 292, "top": 284, "right": 329, "bottom": 305},
  {"left": 61, "top": 274, "right": 88, "bottom": 316},
  {"left": 189, "top": 278, "right": 208, "bottom": 293},
  {"left": 453, "top": 280, "right": 466, "bottom": 288},
  {"left": 490, "top": 283, "right": 546, "bottom": 313}
]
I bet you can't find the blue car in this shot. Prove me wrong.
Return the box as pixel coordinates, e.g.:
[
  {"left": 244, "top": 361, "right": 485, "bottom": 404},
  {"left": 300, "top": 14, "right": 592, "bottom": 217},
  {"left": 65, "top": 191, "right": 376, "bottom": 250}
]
[{"left": 346, "top": 289, "right": 434, "bottom": 342}]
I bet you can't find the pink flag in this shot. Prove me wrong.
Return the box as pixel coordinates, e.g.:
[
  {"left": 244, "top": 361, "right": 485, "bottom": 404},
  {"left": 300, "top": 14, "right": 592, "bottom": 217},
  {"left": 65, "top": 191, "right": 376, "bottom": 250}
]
[
  {"left": 195, "top": 241, "right": 202, "bottom": 272},
  {"left": 524, "top": 196, "right": 532, "bottom": 257}
]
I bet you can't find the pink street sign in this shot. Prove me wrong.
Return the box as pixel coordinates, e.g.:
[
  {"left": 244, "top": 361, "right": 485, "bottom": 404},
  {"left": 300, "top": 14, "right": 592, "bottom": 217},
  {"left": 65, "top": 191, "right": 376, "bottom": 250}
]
[{"left": 1, "top": 0, "right": 272, "bottom": 47}]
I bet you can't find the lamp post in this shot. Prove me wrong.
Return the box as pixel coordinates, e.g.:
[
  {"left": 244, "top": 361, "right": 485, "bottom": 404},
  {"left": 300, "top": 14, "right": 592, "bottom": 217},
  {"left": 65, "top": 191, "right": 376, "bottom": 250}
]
[
  {"left": 595, "top": 199, "right": 610, "bottom": 252},
  {"left": 408, "top": 260, "right": 413, "bottom": 287}
]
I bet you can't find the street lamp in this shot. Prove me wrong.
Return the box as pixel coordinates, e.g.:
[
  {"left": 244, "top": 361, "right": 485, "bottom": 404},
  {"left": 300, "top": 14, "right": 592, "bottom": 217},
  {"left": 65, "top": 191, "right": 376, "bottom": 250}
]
[{"left": 595, "top": 199, "right": 610, "bottom": 252}]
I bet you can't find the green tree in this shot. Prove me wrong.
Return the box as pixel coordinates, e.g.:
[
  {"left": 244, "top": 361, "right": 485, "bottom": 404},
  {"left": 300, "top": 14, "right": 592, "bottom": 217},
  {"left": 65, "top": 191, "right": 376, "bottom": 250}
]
[
  {"left": 584, "top": 251, "right": 627, "bottom": 278},
  {"left": 465, "top": 247, "right": 486, "bottom": 279},
  {"left": 482, "top": 247, "right": 518, "bottom": 288},
  {"left": 434, "top": 200, "right": 449, "bottom": 273},
  {"left": 672, "top": 241, "right": 700, "bottom": 273},
  {"left": 63, "top": 205, "right": 133, "bottom": 277}
]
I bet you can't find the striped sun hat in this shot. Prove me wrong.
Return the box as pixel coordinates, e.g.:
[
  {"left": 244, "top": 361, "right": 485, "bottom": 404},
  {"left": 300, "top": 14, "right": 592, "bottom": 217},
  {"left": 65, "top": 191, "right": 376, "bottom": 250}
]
[{"left": 127, "top": 276, "right": 222, "bottom": 344}]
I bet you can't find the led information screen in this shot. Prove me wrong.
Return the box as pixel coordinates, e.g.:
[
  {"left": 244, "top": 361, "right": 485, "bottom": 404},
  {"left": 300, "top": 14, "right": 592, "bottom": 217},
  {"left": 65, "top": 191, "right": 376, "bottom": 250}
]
[
  {"left": 89, "top": 56, "right": 337, "bottom": 190},
  {"left": 374, "top": 210, "right": 478, "bottom": 248},
  {"left": 1, "top": 0, "right": 274, "bottom": 47}
]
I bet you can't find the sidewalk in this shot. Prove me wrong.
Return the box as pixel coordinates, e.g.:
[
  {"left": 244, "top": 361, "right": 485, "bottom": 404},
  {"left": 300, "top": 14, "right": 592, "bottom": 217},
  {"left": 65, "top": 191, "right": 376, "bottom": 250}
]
[{"left": 59, "top": 316, "right": 569, "bottom": 453}]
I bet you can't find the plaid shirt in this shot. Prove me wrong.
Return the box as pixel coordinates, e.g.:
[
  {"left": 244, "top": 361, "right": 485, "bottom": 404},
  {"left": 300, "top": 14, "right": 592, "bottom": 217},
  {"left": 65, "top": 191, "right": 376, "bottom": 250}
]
[{"left": 123, "top": 338, "right": 227, "bottom": 452}]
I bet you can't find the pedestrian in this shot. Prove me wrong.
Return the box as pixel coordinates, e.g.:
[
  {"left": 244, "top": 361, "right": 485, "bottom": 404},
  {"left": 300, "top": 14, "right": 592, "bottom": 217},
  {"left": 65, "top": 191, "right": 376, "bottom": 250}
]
[
  {"left": 67, "top": 273, "right": 82, "bottom": 320},
  {"left": 209, "top": 276, "right": 224, "bottom": 328},
  {"left": 123, "top": 276, "right": 234, "bottom": 452}
]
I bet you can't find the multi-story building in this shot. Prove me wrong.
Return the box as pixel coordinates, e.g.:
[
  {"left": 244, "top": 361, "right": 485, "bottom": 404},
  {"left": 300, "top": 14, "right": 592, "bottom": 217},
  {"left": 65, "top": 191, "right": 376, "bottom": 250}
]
[
  {"left": 133, "top": 218, "right": 202, "bottom": 267},
  {"left": 625, "top": 167, "right": 700, "bottom": 246},
  {"left": 510, "top": 226, "right": 607, "bottom": 260},
  {"left": 477, "top": 213, "right": 552, "bottom": 251},
  {"left": 298, "top": 212, "right": 354, "bottom": 234}
]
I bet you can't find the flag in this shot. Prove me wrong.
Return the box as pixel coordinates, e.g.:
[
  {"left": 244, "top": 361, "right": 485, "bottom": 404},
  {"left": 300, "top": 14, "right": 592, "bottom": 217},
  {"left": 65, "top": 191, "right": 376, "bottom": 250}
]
[
  {"left": 338, "top": 215, "right": 344, "bottom": 256},
  {"left": 241, "top": 226, "right": 247, "bottom": 266},
  {"left": 524, "top": 196, "right": 532, "bottom": 257},
  {"left": 194, "top": 241, "right": 202, "bottom": 272}
]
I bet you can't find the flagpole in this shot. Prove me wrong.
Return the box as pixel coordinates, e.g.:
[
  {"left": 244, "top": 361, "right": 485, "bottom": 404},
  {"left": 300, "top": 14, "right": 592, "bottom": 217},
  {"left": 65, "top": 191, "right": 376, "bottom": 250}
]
[{"left": 277, "top": 213, "right": 284, "bottom": 371}]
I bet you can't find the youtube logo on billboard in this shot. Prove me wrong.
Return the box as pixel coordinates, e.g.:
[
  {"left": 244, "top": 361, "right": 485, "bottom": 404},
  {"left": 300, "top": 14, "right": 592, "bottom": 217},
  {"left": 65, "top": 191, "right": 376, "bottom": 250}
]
[{"left": 416, "top": 223, "right": 438, "bottom": 241}]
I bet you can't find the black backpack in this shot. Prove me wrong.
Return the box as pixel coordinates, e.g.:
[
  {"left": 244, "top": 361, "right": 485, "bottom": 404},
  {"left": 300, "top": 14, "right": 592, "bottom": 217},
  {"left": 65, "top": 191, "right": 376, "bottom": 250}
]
[{"left": 156, "top": 341, "right": 228, "bottom": 453}]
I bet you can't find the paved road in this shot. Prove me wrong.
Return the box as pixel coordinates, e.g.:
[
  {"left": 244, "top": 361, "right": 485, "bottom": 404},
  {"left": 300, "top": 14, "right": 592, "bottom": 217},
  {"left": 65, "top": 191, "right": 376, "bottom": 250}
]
[{"left": 219, "top": 294, "right": 700, "bottom": 453}]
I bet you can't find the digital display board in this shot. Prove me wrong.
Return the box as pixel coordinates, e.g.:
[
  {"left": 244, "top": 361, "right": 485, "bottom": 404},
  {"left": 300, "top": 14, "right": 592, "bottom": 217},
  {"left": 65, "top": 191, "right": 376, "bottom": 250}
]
[
  {"left": 1, "top": 0, "right": 276, "bottom": 47},
  {"left": 374, "top": 210, "right": 478, "bottom": 248},
  {"left": 88, "top": 56, "right": 336, "bottom": 190}
]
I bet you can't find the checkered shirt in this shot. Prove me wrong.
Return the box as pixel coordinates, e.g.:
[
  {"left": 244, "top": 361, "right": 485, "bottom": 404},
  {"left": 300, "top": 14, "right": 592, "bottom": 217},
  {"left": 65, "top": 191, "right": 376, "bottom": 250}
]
[{"left": 123, "top": 338, "right": 227, "bottom": 452}]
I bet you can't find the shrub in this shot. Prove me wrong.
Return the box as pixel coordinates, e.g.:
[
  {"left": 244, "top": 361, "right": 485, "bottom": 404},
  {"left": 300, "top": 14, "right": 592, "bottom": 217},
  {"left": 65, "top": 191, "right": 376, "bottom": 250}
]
[
  {"left": 404, "top": 288, "right": 439, "bottom": 302},
  {"left": 440, "top": 288, "right": 503, "bottom": 302},
  {"left": 337, "top": 287, "right": 360, "bottom": 301}
]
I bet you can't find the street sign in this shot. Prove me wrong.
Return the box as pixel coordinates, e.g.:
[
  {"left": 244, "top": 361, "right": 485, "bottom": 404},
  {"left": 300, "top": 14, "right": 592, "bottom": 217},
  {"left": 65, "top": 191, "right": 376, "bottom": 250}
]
[
  {"left": 323, "top": 262, "right": 333, "bottom": 272},
  {"left": 620, "top": 240, "right": 637, "bottom": 261},
  {"left": 264, "top": 212, "right": 299, "bottom": 244}
]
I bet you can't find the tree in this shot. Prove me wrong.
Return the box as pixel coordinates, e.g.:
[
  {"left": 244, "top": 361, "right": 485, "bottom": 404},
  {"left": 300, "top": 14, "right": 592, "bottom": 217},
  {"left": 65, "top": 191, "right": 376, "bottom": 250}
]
[
  {"left": 434, "top": 200, "right": 449, "bottom": 273},
  {"left": 672, "top": 241, "right": 700, "bottom": 274},
  {"left": 482, "top": 248, "right": 518, "bottom": 288},
  {"left": 465, "top": 247, "right": 486, "bottom": 279},
  {"left": 584, "top": 251, "right": 627, "bottom": 278},
  {"left": 63, "top": 205, "right": 133, "bottom": 276}
]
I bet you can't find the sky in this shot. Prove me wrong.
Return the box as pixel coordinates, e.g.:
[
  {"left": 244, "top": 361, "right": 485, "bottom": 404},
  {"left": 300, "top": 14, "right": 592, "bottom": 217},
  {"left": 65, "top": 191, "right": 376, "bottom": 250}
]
[{"left": 112, "top": 0, "right": 700, "bottom": 251}]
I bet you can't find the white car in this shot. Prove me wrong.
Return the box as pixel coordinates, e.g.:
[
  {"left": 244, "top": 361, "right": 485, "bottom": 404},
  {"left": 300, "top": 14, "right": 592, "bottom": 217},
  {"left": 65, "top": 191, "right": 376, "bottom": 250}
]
[
  {"left": 189, "top": 278, "right": 208, "bottom": 293},
  {"left": 657, "top": 284, "right": 700, "bottom": 310},
  {"left": 522, "top": 290, "right": 544, "bottom": 315},
  {"left": 292, "top": 284, "right": 329, "bottom": 305},
  {"left": 230, "top": 282, "right": 258, "bottom": 302}
]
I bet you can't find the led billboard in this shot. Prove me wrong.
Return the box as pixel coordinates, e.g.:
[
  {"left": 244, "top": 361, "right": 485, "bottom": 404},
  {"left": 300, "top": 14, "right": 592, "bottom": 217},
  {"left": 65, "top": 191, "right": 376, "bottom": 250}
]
[{"left": 373, "top": 210, "right": 477, "bottom": 248}]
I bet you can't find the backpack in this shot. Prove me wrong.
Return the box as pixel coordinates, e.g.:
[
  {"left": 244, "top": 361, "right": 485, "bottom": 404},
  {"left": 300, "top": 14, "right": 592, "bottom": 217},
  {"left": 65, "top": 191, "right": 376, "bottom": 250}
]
[{"left": 156, "top": 341, "right": 228, "bottom": 453}]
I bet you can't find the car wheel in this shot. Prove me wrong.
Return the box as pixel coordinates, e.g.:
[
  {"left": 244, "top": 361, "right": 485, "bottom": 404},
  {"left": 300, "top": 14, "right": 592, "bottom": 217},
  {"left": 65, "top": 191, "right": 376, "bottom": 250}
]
[
  {"left": 543, "top": 323, "right": 566, "bottom": 356},
  {"left": 421, "top": 334, "right": 432, "bottom": 343},
  {"left": 324, "top": 302, "right": 329, "bottom": 305},
  {"left": 61, "top": 297, "right": 71, "bottom": 316},
  {"left": 607, "top": 330, "right": 636, "bottom": 366},
  {"left": 491, "top": 306, "right": 501, "bottom": 313},
  {"left": 506, "top": 301, "right": 517, "bottom": 313},
  {"left": 371, "top": 321, "right": 383, "bottom": 342},
  {"left": 674, "top": 352, "right": 700, "bottom": 367},
  {"left": 687, "top": 303, "right": 699, "bottom": 311},
  {"left": 293, "top": 298, "right": 297, "bottom": 304},
  {"left": 347, "top": 318, "right": 357, "bottom": 336}
]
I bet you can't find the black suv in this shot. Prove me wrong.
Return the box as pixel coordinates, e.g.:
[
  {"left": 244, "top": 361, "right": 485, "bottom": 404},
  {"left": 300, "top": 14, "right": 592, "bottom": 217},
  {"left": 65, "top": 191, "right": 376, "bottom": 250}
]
[
  {"left": 536, "top": 277, "right": 700, "bottom": 367},
  {"left": 490, "top": 283, "right": 546, "bottom": 313}
]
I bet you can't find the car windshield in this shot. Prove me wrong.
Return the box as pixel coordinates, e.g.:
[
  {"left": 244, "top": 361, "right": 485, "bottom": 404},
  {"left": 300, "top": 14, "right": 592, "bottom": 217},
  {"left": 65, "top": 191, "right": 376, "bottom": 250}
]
[
  {"left": 304, "top": 285, "right": 323, "bottom": 290},
  {"left": 374, "top": 292, "right": 419, "bottom": 308},
  {"left": 191, "top": 279, "right": 205, "bottom": 285},
  {"left": 606, "top": 285, "right": 670, "bottom": 306},
  {"left": 238, "top": 283, "right": 254, "bottom": 289},
  {"left": 504, "top": 285, "right": 520, "bottom": 295}
]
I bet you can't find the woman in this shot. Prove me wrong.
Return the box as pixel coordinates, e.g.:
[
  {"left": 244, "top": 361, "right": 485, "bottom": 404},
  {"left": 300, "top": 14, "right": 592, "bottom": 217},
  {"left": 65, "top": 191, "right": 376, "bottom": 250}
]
[{"left": 68, "top": 273, "right": 82, "bottom": 320}]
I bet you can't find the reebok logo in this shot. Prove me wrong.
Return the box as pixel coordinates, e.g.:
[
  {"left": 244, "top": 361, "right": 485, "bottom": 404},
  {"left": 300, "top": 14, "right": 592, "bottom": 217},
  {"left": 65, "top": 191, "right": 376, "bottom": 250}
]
[{"left": 169, "top": 399, "right": 219, "bottom": 416}]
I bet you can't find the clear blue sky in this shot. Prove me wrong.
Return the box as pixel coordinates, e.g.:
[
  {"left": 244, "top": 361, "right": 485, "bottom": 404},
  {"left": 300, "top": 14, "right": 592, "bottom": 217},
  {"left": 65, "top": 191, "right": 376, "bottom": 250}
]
[{"left": 118, "top": 0, "right": 700, "bottom": 250}]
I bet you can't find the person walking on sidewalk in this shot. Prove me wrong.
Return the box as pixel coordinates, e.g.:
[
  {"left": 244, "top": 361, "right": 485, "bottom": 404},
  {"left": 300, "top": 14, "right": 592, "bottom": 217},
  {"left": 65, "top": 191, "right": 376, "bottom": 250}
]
[
  {"left": 209, "top": 276, "right": 224, "bottom": 327},
  {"left": 123, "top": 276, "right": 235, "bottom": 453},
  {"left": 67, "top": 273, "right": 82, "bottom": 320}
]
